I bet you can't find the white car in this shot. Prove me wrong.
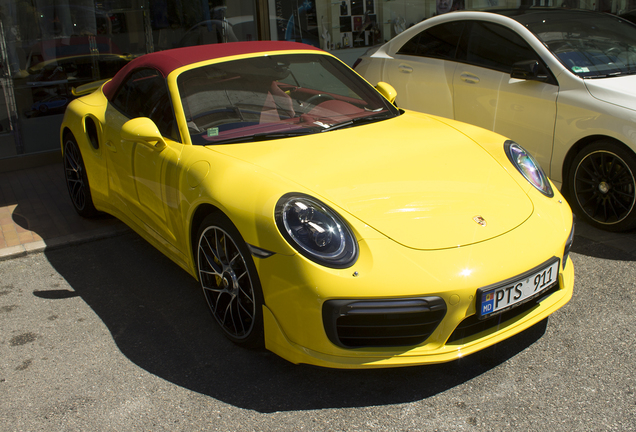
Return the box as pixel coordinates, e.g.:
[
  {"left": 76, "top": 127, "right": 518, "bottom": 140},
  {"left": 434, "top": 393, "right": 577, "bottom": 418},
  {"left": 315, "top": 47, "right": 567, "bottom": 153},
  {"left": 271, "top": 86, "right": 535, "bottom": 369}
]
[{"left": 355, "top": 8, "right": 636, "bottom": 231}]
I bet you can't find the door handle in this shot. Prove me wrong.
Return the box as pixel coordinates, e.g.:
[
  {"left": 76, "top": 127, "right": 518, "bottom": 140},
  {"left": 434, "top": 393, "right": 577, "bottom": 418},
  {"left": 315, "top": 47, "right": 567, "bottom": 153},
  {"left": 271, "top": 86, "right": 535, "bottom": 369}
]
[
  {"left": 460, "top": 73, "right": 480, "bottom": 84},
  {"left": 398, "top": 65, "right": 413, "bottom": 73},
  {"left": 105, "top": 141, "right": 117, "bottom": 153}
]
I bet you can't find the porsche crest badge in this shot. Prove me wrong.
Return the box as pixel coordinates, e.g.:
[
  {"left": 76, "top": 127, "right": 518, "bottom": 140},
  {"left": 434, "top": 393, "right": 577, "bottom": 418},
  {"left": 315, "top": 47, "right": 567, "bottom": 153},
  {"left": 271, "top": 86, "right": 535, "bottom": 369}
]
[{"left": 473, "top": 216, "right": 487, "bottom": 227}]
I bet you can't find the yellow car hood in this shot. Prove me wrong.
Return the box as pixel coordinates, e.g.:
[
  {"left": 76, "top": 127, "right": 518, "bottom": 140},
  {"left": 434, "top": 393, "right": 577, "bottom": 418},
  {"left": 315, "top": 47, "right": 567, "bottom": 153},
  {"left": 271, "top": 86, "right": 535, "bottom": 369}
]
[{"left": 212, "top": 114, "right": 533, "bottom": 250}]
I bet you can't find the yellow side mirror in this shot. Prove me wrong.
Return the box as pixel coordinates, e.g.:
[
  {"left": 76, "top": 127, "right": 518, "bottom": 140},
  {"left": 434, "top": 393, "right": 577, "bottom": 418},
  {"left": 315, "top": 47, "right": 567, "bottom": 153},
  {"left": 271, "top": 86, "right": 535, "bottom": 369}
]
[
  {"left": 375, "top": 82, "right": 397, "bottom": 105},
  {"left": 121, "top": 117, "right": 167, "bottom": 151}
]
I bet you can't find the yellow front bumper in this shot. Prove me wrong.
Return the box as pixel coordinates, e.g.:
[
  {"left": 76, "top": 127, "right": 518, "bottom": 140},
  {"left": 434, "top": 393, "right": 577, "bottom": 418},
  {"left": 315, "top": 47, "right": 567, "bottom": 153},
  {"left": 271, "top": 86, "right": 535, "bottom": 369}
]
[{"left": 262, "top": 261, "right": 573, "bottom": 369}]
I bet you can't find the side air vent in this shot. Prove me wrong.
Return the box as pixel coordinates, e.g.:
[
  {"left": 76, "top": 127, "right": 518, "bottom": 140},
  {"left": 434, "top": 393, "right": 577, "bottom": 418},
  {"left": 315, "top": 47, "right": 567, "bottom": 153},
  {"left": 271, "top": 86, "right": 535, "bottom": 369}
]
[{"left": 85, "top": 117, "right": 100, "bottom": 150}]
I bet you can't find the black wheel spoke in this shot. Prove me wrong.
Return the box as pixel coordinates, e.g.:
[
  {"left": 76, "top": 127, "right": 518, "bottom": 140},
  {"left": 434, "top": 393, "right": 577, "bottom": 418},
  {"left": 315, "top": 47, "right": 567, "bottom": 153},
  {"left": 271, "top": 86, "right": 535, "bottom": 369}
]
[
  {"left": 606, "top": 199, "right": 620, "bottom": 220},
  {"left": 608, "top": 161, "right": 624, "bottom": 182},
  {"left": 613, "top": 177, "right": 635, "bottom": 187},
  {"left": 590, "top": 199, "right": 604, "bottom": 219},
  {"left": 600, "top": 200, "right": 609, "bottom": 222},
  {"left": 580, "top": 163, "right": 598, "bottom": 179},
  {"left": 578, "top": 192, "right": 598, "bottom": 209},
  {"left": 576, "top": 178, "right": 597, "bottom": 187},
  {"left": 576, "top": 185, "right": 596, "bottom": 194},
  {"left": 598, "top": 153, "right": 608, "bottom": 176},
  {"left": 612, "top": 189, "right": 635, "bottom": 201}
]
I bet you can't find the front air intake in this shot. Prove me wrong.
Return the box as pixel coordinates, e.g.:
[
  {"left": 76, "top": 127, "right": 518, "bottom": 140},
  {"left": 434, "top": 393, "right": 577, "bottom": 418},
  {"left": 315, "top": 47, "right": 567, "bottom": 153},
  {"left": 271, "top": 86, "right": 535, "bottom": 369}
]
[{"left": 323, "top": 297, "right": 447, "bottom": 348}]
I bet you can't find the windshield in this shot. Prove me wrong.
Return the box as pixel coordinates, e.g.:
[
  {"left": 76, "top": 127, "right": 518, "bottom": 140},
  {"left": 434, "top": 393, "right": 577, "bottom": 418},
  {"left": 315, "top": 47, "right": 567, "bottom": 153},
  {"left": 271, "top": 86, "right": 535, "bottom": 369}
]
[
  {"left": 511, "top": 10, "right": 636, "bottom": 79},
  {"left": 177, "top": 53, "right": 399, "bottom": 145}
]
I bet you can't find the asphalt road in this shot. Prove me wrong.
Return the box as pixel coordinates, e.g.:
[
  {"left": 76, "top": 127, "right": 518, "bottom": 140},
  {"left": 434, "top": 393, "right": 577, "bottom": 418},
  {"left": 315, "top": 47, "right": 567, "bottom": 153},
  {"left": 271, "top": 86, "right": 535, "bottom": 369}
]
[{"left": 1, "top": 231, "right": 635, "bottom": 431}]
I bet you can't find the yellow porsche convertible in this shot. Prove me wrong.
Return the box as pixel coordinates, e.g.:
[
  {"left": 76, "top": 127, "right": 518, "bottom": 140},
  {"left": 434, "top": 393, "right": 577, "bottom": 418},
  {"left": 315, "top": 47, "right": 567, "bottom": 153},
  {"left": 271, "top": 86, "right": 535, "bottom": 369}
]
[{"left": 61, "top": 41, "right": 574, "bottom": 368}]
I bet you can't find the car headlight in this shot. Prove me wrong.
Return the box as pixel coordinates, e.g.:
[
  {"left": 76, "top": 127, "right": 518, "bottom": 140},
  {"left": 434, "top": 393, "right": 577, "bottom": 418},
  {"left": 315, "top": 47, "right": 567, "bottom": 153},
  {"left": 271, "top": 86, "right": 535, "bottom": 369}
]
[
  {"left": 275, "top": 193, "right": 358, "bottom": 268},
  {"left": 505, "top": 141, "right": 554, "bottom": 197}
]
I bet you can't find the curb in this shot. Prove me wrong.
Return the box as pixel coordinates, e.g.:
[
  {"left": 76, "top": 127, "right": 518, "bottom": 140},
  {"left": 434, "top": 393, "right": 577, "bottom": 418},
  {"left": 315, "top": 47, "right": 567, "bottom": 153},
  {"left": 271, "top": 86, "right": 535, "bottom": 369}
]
[{"left": 0, "top": 225, "right": 130, "bottom": 262}]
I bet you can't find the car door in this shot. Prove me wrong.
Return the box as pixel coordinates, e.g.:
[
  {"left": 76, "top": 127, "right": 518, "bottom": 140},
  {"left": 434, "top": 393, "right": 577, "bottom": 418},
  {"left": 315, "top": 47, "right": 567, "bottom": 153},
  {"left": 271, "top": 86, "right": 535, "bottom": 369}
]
[
  {"left": 104, "top": 67, "right": 183, "bottom": 246},
  {"left": 452, "top": 20, "right": 558, "bottom": 173},
  {"left": 384, "top": 21, "right": 466, "bottom": 119}
]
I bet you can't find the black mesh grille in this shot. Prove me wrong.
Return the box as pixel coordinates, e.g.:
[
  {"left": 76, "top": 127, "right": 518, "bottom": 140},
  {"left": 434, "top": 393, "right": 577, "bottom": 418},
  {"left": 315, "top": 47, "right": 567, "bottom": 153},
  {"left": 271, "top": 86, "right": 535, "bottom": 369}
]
[
  {"left": 323, "top": 297, "right": 447, "bottom": 348},
  {"left": 446, "top": 284, "right": 560, "bottom": 344}
]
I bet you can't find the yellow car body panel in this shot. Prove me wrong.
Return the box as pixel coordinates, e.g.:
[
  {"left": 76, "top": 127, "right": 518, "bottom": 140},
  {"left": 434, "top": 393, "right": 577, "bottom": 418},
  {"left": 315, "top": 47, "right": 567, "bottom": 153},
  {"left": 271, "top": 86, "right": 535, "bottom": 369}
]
[
  {"left": 60, "top": 43, "right": 574, "bottom": 368},
  {"left": 251, "top": 167, "right": 574, "bottom": 367},
  {"left": 213, "top": 112, "right": 535, "bottom": 250}
]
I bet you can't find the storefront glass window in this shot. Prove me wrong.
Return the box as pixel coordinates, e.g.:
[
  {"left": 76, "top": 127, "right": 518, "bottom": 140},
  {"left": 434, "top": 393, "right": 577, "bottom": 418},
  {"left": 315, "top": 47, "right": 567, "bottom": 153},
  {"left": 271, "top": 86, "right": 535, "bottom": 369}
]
[
  {"left": 269, "top": 0, "right": 636, "bottom": 60},
  {"left": 0, "top": 0, "right": 635, "bottom": 159},
  {"left": 0, "top": 0, "right": 256, "bottom": 157},
  {"left": 268, "top": 0, "right": 434, "bottom": 53},
  {"left": 150, "top": 0, "right": 257, "bottom": 50}
]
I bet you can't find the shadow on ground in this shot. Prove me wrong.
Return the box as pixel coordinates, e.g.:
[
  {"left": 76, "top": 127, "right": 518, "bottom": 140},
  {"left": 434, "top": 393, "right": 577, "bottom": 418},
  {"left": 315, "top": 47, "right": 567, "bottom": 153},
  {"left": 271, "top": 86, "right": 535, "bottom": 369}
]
[
  {"left": 1, "top": 164, "right": 122, "bottom": 245},
  {"left": 571, "top": 234, "right": 636, "bottom": 261},
  {"left": 37, "top": 231, "right": 548, "bottom": 413}
]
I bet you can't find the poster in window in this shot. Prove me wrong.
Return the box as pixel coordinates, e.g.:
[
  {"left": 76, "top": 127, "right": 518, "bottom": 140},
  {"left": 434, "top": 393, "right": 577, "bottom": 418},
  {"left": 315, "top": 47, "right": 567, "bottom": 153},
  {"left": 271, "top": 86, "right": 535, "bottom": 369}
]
[
  {"left": 365, "top": 0, "right": 374, "bottom": 14},
  {"left": 353, "top": 16, "right": 362, "bottom": 32},
  {"left": 340, "top": 1, "right": 348, "bottom": 15}
]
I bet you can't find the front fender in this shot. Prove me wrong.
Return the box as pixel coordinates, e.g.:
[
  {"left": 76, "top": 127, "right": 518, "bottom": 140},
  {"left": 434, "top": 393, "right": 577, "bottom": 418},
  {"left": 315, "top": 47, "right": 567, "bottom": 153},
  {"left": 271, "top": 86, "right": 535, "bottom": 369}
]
[
  {"left": 60, "top": 97, "right": 110, "bottom": 208},
  {"left": 178, "top": 145, "right": 300, "bottom": 276},
  {"left": 553, "top": 90, "right": 636, "bottom": 185}
]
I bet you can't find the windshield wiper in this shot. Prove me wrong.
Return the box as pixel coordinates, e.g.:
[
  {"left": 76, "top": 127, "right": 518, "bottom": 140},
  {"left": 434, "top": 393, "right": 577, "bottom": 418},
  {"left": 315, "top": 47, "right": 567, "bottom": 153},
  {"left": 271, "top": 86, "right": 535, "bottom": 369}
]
[
  {"left": 585, "top": 70, "right": 636, "bottom": 79},
  {"left": 611, "top": 69, "right": 636, "bottom": 77},
  {"left": 582, "top": 67, "right": 636, "bottom": 79},
  {"left": 320, "top": 113, "right": 395, "bottom": 132},
  {"left": 209, "top": 130, "right": 313, "bottom": 145}
]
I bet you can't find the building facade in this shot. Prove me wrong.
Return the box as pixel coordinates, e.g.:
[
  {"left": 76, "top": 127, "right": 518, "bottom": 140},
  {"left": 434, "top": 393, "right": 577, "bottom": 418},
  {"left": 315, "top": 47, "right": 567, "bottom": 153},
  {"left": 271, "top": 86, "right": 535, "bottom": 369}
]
[{"left": 0, "top": 0, "right": 633, "bottom": 162}]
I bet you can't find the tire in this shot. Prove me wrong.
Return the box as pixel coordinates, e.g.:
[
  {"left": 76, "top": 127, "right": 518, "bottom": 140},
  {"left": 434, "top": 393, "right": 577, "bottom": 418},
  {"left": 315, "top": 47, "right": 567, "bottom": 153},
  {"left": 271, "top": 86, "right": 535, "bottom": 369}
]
[
  {"left": 567, "top": 140, "right": 636, "bottom": 232},
  {"left": 196, "top": 213, "right": 264, "bottom": 347},
  {"left": 63, "top": 134, "right": 99, "bottom": 218}
]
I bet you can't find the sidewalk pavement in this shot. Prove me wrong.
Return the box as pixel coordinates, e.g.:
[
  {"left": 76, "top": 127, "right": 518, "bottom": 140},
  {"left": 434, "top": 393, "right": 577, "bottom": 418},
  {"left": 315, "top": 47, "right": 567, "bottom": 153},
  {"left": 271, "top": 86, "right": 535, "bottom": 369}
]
[
  {"left": 0, "top": 162, "right": 128, "bottom": 261},
  {"left": 1, "top": 162, "right": 636, "bottom": 262}
]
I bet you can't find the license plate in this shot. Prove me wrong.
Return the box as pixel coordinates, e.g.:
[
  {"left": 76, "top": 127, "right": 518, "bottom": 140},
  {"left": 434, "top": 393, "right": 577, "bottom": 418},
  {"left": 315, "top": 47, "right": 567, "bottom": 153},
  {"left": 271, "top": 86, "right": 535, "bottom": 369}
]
[{"left": 477, "top": 259, "right": 560, "bottom": 319}]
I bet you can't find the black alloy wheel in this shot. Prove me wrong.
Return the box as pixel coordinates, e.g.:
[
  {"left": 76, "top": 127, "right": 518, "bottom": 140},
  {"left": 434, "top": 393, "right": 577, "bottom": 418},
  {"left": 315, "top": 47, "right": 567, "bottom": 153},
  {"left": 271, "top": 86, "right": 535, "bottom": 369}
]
[
  {"left": 63, "top": 134, "right": 99, "bottom": 218},
  {"left": 568, "top": 141, "right": 636, "bottom": 232},
  {"left": 196, "top": 213, "right": 264, "bottom": 347}
]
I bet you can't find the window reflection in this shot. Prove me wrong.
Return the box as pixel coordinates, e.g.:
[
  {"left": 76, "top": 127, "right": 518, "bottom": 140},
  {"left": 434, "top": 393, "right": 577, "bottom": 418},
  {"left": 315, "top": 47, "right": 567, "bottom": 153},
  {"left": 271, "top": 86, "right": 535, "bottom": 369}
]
[
  {"left": 0, "top": 0, "right": 632, "bottom": 158},
  {"left": 0, "top": 0, "right": 257, "bottom": 155}
]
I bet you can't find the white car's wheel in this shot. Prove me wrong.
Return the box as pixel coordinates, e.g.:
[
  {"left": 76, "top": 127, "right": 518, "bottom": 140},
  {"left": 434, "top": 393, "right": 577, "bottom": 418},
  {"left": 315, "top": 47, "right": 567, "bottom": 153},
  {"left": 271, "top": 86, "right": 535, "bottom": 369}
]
[
  {"left": 196, "top": 214, "right": 264, "bottom": 347},
  {"left": 568, "top": 140, "right": 636, "bottom": 232}
]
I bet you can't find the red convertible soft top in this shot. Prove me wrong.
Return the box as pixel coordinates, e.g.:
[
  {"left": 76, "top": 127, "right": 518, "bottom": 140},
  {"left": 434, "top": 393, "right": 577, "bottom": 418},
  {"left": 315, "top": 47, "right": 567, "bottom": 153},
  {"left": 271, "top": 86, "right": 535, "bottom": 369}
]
[{"left": 102, "top": 41, "right": 322, "bottom": 100}]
